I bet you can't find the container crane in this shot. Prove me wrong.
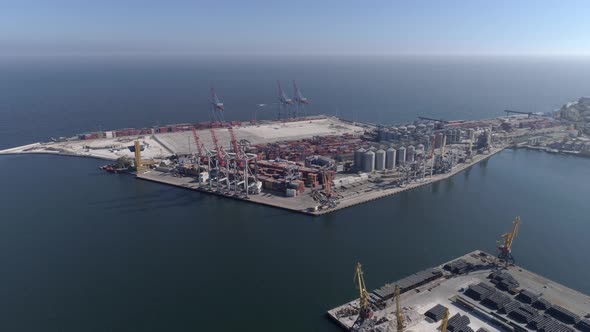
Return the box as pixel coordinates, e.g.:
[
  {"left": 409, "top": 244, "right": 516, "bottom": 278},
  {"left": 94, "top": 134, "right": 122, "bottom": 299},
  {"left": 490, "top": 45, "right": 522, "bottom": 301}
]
[
  {"left": 191, "top": 128, "right": 204, "bottom": 157},
  {"left": 497, "top": 217, "right": 521, "bottom": 264},
  {"left": 395, "top": 285, "right": 404, "bottom": 332},
  {"left": 228, "top": 127, "right": 241, "bottom": 159},
  {"left": 353, "top": 263, "right": 373, "bottom": 323},
  {"left": 440, "top": 308, "right": 449, "bottom": 332},
  {"left": 210, "top": 84, "right": 225, "bottom": 124},
  {"left": 293, "top": 80, "right": 309, "bottom": 116},
  {"left": 277, "top": 80, "right": 293, "bottom": 120}
]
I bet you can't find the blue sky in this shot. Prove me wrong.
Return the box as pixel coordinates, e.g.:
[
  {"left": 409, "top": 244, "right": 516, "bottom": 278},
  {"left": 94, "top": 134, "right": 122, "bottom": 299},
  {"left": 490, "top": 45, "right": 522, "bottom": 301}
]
[{"left": 1, "top": 0, "right": 589, "bottom": 56}]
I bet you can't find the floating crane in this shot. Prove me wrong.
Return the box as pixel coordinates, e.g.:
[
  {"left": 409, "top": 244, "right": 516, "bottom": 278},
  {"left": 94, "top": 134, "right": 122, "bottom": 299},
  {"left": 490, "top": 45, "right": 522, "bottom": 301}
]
[
  {"left": 353, "top": 263, "right": 373, "bottom": 325},
  {"left": 497, "top": 217, "right": 521, "bottom": 264},
  {"left": 440, "top": 308, "right": 449, "bottom": 332},
  {"left": 210, "top": 84, "right": 225, "bottom": 124},
  {"left": 395, "top": 285, "right": 404, "bottom": 332}
]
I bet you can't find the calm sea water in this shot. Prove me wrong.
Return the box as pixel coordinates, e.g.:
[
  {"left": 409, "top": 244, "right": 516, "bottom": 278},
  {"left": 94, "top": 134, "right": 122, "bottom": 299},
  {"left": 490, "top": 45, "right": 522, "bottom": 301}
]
[{"left": 0, "top": 56, "right": 589, "bottom": 332}]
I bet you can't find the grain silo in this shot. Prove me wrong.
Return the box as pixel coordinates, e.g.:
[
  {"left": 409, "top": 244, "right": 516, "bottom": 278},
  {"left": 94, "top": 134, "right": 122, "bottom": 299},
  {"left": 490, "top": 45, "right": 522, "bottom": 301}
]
[
  {"left": 354, "top": 148, "right": 365, "bottom": 171},
  {"left": 362, "top": 150, "right": 375, "bottom": 172},
  {"left": 407, "top": 145, "right": 415, "bottom": 163},
  {"left": 375, "top": 149, "right": 386, "bottom": 170},
  {"left": 397, "top": 146, "right": 406, "bottom": 164},
  {"left": 386, "top": 148, "right": 396, "bottom": 170}
]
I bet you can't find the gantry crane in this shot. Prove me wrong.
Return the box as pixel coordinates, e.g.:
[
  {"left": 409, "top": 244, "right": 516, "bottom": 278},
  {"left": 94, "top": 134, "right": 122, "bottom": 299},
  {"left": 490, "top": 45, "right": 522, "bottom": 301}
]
[
  {"left": 191, "top": 127, "right": 204, "bottom": 157},
  {"left": 440, "top": 308, "right": 449, "bottom": 332},
  {"left": 497, "top": 217, "right": 521, "bottom": 264},
  {"left": 395, "top": 285, "right": 404, "bottom": 332},
  {"left": 353, "top": 263, "right": 373, "bottom": 324}
]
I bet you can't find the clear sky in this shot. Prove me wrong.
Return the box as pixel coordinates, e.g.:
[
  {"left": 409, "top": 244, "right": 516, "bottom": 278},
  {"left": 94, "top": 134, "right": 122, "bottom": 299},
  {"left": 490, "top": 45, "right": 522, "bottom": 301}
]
[{"left": 2, "top": 0, "right": 589, "bottom": 56}]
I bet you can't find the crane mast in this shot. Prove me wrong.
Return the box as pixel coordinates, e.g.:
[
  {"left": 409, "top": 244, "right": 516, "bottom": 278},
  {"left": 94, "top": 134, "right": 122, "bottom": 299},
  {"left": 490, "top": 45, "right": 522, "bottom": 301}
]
[{"left": 353, "top": 263, "right": 373, "bottom": 322}]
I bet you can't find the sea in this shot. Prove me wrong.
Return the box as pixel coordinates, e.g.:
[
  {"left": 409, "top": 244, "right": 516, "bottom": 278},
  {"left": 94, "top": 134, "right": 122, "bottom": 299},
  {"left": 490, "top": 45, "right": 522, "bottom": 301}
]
[{"left": 0, "top": 55, "right": 589, "bottom": 332}]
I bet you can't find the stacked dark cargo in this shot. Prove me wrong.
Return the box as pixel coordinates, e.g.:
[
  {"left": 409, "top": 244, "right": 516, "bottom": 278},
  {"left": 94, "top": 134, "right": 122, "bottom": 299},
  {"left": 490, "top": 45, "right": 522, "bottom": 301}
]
[
  {"left": 372, "top": 268, "right": 443, "bottom": 301},
  {"left": 481, "top": 292, "right": 511, "bottom": 310},
  {"left": 444, "top": 259, "right": 473, "bottom": 274},
  {"left": 464, "top": 275, "right": 587, "bottom": 332},
  {"left": 425, "top": 304, "right": 447, "bottom": 322},
  {"left": 516, "top": 289, "right": 540, "bottom": 304},
  {"left": 465, "top": 282, "right": 495, "bottom": 301},
  {"left": 576, "top": 319, "right": 590, "bottom": 332},
  {"left": 447, "top": 313, "right": 472, "bottom": 332},
  {"left": 529, "top": 314, "right": 575, "bottom": 332},
  {"left": 488, "top": 270, "right": 520, "bottom": 292},
  {"left": 546, "top": 305, "right": 581, "bottom": 325}
]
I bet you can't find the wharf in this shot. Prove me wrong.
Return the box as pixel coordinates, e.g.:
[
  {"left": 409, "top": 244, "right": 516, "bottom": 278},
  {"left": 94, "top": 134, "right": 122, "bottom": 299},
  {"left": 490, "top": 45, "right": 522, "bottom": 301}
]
[
  {"left": 312, "top": 146, "right": 505, "bottom": 215},
  {"left": 327, "top": 250, "right": 590, "bottom": 332},
  {"left": 135, "top": 146, "right": 505, "bottom": 216}
]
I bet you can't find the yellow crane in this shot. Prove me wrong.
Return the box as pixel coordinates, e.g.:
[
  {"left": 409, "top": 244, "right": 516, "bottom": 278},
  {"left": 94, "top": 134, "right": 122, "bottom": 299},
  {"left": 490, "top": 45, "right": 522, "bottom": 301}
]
[
  {"left": 353, "top": 263, "right": 373, "bottom": 321},
  {"left": 134, "top": 140, "right": 145, "bottom": 173},
  {"left": 395, "top": 285, "right": 404, "bottom": 332},
  {"left": 440, "top": 308, "right": 449, "bottom": 332},
  {"left": 497, "top": 216, "right": 521, "bottom": 264}
]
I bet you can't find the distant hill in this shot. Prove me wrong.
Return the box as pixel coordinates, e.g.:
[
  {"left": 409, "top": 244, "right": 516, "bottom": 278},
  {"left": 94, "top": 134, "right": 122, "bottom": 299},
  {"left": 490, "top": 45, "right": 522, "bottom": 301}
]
[{"left": 557, "top": 97, "right": 590, "bottom": 134}]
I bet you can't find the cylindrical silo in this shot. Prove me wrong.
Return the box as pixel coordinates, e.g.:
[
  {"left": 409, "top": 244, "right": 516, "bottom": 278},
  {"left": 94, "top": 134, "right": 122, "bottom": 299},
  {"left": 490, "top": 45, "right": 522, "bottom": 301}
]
[
  {"left": 375, "top": 149, "right": 386, "bottom": 171},
  {"left": 407, "top": 125, "right": 416, "bottom": 133},
  {"left": 354, "top": 148, "right": 365, "bottom": 171},
  {"left": 407, "top": 145, "right": 415, "bottom": 163},
  {"left": 362, "top": 150, "right": 375, "bottom": 173},
  {"left": 386, "top": 148, "right": 396, "bottom": 170},
  {"left": 417, "top": 144, "right": 425, "bottom": 152},
  {"left": 397, "top": 146, "right": 406, "bottom": 164}
]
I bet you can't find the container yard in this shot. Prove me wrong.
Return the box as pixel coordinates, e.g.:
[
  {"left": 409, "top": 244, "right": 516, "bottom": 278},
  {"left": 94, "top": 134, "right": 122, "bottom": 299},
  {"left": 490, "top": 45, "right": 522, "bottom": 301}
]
[
  {"left": 327, "top": 219, "right": 590, "bottom": 332},
  {"left": 0, "top": 84, "right": 579, "bottom": 215}
]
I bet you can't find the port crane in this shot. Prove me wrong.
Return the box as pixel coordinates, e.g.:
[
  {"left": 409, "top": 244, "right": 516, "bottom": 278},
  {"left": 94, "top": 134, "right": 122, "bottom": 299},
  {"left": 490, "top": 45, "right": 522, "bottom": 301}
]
[
  {"left": 440, "top": 308, "right": 449, "bottom": 332},
  {"left": 277, "top": 80, "right": 293, "bottom": 120},
  {"left": 210, "top": 84, "right": 225, "bottom": 124},
  {"left": 497, "top": 216, "right": 521, "bottom": 265},
  {"left": 293, "top": 80, "right": 309, "bottom": 116},
  {"left": 352, "top": 263, "right": 373, "bottom": 327},
  {"left": 395, "top": 285, "right": 404, "bottom": 332},
  {"left": 191, "top": 127, "right": 204, "bottom": 158}
]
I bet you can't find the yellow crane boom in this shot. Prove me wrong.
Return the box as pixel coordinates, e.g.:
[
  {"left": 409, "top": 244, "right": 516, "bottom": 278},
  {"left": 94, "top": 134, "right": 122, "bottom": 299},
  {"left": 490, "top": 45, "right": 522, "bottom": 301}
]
[
  {"left": 497, "top": 216, "right": 521, "bottom": 264},
  {"left": 395, "top": 285, "right": 404, "bottom": 332},
  {"left": 440, "top": 308, "right": 449, "bottom": 332},
  {"left": 353, "top": 263, "right": 372, "bottom": 321}
]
